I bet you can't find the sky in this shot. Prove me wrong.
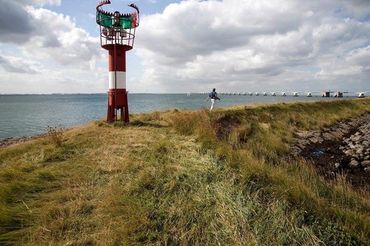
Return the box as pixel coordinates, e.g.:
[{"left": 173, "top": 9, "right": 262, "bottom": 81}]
[{"left": 0, "top": 0, "right": 369, "bottom": 94}]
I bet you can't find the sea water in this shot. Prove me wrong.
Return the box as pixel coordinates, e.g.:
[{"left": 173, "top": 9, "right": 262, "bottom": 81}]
[{"left": 0, "top": 94, "right": 353, "bottom": 139}]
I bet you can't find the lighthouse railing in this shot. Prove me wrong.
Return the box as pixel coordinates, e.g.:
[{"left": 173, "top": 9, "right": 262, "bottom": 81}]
[{"left": 99, "top": 25, "right": 136, "bottom": 48}]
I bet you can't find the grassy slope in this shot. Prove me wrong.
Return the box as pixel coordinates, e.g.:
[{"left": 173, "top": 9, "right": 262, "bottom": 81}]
[{"left": 1, "top": 99, "right": 370, "bottom": 245}]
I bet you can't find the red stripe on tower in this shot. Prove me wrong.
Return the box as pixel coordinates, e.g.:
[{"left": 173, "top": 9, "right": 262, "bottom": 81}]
[
  {"left": 108, "top": 48, "right": 126, "bottom": 72},
  {"left": 107, "top": 45, "right": 129, "bottom": 123}
]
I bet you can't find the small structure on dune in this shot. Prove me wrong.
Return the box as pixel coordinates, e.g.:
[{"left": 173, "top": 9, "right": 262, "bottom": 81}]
[{"left": 96, "top": 0, "right": 140, "bottom": 123}]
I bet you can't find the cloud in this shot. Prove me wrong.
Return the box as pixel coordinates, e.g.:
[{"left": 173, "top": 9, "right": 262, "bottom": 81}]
[
  {"left": 0, "top": 55, "right": 38, "bottom": 74},
  {"left": 0, "top": 0, "right": 104, "bottom": 93},
  {"left": 16, "top": 0, "right": 62, "bottom": 6},
  {"left": 23, "top": 7, "right": 100, "bottom": 67},
  {"left": 0, "top": 0, "right": 62, "bottom": 43},
  {"left": 1, "top": 0, "right": 370, "bottom": 94},
  {"left": 0, "top": 1, "right": 36, "bottom": 43},
  {"left": 0, "top": 0, "right": 99, "bottom": 66},
  {"left": 135, "top": 0, "right": 370, "bottom": 92}
]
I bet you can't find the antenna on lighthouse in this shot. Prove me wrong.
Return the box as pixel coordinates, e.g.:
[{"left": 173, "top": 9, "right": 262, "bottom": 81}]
[{"left": 96, "top": 0, "right": 140, "bottom": 123}]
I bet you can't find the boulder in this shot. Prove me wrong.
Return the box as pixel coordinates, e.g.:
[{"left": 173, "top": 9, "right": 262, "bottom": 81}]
[
  {"left": 349, "top": 159, "right": 360, "bottom": 168},
  {"left": 351, "top": 135, "right": 361, "bottom": 142},
  {"left": 361, "top": 160, "right": 370, "bottom": 167},
  {"left": 348, "top": 143, "right": 356, "bottom": 149},
  {"left": 322, "top": 132, "right": 335, "bottom": 141},
  {"left": 356, "top": 147, "right": 364, "bottom": 155},
  {"left": 344, "top": 150, "right": 354, "bottom": 156},
  {"left": 309, "top": 136, "right": 321, "bottom": 144}
]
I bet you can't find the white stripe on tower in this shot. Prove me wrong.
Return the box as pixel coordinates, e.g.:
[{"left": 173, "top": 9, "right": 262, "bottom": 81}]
[{"left": 108, "top": 72, "right": 126, "bottom": 89}]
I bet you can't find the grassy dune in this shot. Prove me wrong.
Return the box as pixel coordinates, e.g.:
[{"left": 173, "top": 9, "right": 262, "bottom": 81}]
[{"left": 1, "top": 99, "right": 370, "bottom": 245}]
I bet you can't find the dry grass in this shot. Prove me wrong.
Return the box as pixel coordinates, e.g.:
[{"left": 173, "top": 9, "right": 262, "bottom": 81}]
[{"left": 0, "top": 98, "right": 370, "bottom": 245}]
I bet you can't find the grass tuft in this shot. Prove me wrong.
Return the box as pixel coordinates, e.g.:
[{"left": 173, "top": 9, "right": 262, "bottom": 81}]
[{"left": 46, "top": 126, "right": 64, "bottom": 147}]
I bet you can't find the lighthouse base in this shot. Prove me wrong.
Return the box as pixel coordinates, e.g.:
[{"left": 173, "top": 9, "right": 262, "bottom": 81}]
[{"left": 107, "top": 89, "right": 129, "bottom": 123}]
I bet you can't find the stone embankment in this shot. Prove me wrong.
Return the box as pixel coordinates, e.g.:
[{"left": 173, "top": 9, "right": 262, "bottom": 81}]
[
  {"left": 292, "top": 112, "right": 370, "bottom": 187},
  {"left": 341, "top": 123, "right": 370, "bottom": 172}
]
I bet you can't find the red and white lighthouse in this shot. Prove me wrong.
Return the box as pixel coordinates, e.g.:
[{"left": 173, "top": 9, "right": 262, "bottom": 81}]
[{"left": 96, "top": 1, "right": 139, "bottom": 123}]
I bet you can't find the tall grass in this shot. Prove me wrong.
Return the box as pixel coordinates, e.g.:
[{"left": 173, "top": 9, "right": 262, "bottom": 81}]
[
  {"left": 166, "top": 99, "right": 370, "bottom": 244},
  {"left": 0, "top": 99, "right": 370, "bottom": 245}
]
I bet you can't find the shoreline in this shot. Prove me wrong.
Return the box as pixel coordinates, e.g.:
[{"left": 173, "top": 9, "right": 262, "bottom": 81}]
[
  {"left": 0, "top": 133, "right": 48, "bottom": 148},
  {"left": 1, "top": 98, "right": 368, "bottom": 148}
]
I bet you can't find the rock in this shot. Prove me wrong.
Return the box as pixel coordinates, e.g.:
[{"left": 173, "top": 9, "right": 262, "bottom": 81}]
[
  {"left": 296, "top": 131, "right": 312, "bottom": 138},
  {"left": 309, "top": 136, "right": 321, "bottom": 143},
  {"left": 364, "top": 167, "right": 370, "bottom": 173},
  {"left": 322, "top": 132, "right": 334, "bottom": 141},
  {"left": 348, "top": 143, "right": 356, "bottom": 149},
  {"left": 361, "top": 160, "right": 370, "bottom": 167},
  {"left": 349, "top": 159, "right": 360, "bottom": 168},
  {"left": 344, "top": 150, "right": 354, "bottom": 156},
  {"left": 356, "top": 148, "right": 364, "bottom": 155},
  {"left": 351, "top": 135, "right": 361, "bottom": 142},
  {"left": 364, "top": 155, "right": 370, "bottom": 161},
  {"left": 334, "top": 163, "right": 341, "bottom": 169},
  {"left": 331, "top": 130, "right": 344, "bottom": 139}
]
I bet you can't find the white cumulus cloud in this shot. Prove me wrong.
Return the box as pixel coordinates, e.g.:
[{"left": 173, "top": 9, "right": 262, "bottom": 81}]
[
  {"left": 135, "top": 0, "right": 370, "bottom": 93},
  {"left": 0, "top": 0, "right": 104, "bottom": 94}
]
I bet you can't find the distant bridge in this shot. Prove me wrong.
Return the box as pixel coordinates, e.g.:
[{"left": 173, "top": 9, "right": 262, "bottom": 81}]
[{"left": 200, "top": 91, "right": 369, "bottom": 98}]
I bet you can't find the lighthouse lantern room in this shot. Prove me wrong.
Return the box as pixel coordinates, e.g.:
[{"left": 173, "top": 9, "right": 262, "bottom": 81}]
[{"left": 96, "top": 0, "right": 139, "bottom": 123}]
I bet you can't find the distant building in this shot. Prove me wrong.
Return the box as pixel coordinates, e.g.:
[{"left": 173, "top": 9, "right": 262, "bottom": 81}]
[
  {"left": 358, "top": 92, "right": 365, "bottom": 98},
  {"left": 322, "top": 91, "right": 331, "bottom": 97}
]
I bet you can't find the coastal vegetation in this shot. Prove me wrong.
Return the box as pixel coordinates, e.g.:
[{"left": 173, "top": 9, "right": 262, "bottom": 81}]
[{"left": 1, "top": 99, "right": 370, "bottom": 245}]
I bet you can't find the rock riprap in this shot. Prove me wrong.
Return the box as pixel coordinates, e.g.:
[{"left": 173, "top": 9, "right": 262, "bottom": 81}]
[
  {"left": 340, "top": 122, "right": 370, "bottom": 171},
  {"left": 291, "top": 112, "right": 370, "bottom": 188}
]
